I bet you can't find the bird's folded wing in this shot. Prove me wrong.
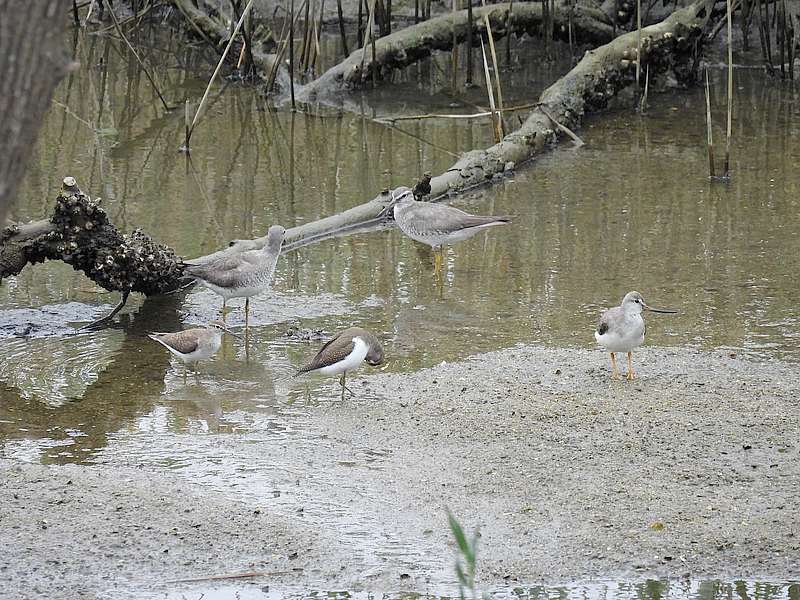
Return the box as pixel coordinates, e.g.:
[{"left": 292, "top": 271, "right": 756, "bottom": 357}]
[
  {"left": 297, "top": 332, "right": 355, "bottom": 373},
  {"left": 152, "top": 330, "right": 200, "bottom": 354}
]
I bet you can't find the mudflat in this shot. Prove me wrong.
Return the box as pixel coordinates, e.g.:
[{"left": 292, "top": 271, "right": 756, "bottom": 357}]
[{"left": 2, "top": 345, "right": 798, "bottom": 599}]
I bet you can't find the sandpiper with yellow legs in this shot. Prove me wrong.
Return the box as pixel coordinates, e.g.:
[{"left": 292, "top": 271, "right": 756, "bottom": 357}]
[
  {"left": 184, "top": 225, "right": 285, "bottom": 329},
  {"left": 387, "top": 187, "right": 511, "bottom": 280},
  {"left": 595, "top": 291, "right": 677, "bottom": 380},
  {"left": 296, "top": 327, "right": 384, "bottom": 401}
]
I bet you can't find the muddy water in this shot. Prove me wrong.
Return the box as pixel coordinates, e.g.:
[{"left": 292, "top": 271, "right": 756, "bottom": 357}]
[{"left": 1, "top": 30, "right": 799, "bottom": 595}]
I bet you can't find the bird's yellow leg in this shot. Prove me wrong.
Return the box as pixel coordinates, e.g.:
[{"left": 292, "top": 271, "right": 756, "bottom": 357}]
[
  {"left": 610, "top": 352, "right": 622, "bottom": 379},
  {"left": 340, "top": 373, "right": 346, "bottom": 401},
  {"left": 626, "top": 352, "right": 636, "bottom": 381},
  {"left": 221, "top": 299, "right": 228, "bottom": 321}
]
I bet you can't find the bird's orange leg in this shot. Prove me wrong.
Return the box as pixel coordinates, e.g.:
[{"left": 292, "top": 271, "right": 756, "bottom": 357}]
[
  {"left": 626, "top": 352, "right": 635, "bottom": 381},
  {"left": 610, "top": 352, "right": 622, "bottom": 379}
]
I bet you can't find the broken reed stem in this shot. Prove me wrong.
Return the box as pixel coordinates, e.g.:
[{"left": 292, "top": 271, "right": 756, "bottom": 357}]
[
  {"left": 184, "top": 99, "right": 192, "bottom": 151},
  {"left": 103, "top": 0, "right": 170, "bottom": 111},
  {"left": 704, "top": 67, "right": 716, "bottom": 179},
  {"left": 537, "top": 104, "right": 584, "bottom": 146},
  {"left": 724, "top": 0, "right": 733, "bottom": 177},
  {"left": 336, "top": 0, "right": 349, "bottom": 56},
  {"left": 639, "top": 63, "right": 649, "bottom": 112},
  {"left": 72, "top": 0, "right": 80, "bottom": 26},
  {"left": 506, "top": 0, "right": 513, "bottom": 66},
  {"left": 377, "top": 101, "right": 542, "bottom": 123},
  {"left": 185, "top": 0, "right": 256, "bottom": 149},
  {"left": 452, "top": 0, "right": 459, "bottom": 93},
  {"left": 360, "top": 0, "right": 377, "bottom": 72},
  {"left": 358, "top": 0, "right": 364, "bottom": 47},
  {"left": 466, "top": 0, "right": 474, "bottom": 84},
  {"left": 636, "top": 0, "right": 642, "bottom": 89},
  {"left": 480, "top": 37, "right": 502, "bottom": 142},
  {"left": 290, "top": 0, "right": 296, "bottom": 108},
  {"left": 482, "top": 0, "right": 505, "bottom": 136}
]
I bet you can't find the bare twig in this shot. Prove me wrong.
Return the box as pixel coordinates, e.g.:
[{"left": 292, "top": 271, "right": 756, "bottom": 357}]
[
  {"left": 376, "top": 101, "right": 541, "bottom": 123},
  {"left": 723, "top": 0, "right": 733, "bottom": 177},
  {"left": 704, "top": 67, "right": 716, "bottom": 178},
  {"left": 184, "top": 0, "right": 256, "bottom": 149},
  {"left": 537, "top": 104, "right": 585, "bottom": 146},
  {"left": 103, "top": 0, "right": 171, "bottom": 111}
]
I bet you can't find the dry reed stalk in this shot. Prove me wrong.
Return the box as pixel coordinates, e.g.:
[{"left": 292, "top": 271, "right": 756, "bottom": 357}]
[
  {"left": 636, "top": 0, "right": 642, "bottom": 88},
  {"left": 452, "top": 0, "right": 459, "bottom": 93},
  {"left": 72, "top": 0, "right": 80, "bottom": 26},
  {"left": 377, "top": 101, "right": 541, "bottom": 123},
  {"left": 415, "top": 0, "right": 419, "bottom": 22},
  {"left": 360, "top": 0, "right": 377, "bottom": 74},
  {"left": 103, "top": 0, "right": 171, "bottom": 111},
  {"left": 184, "top": 0, "right": 257, "bottom": 150},
  {"left": 723, "top": 0, "right": 733, "bottom": 177},
  {"left": 639, "top": 63, "right": 649, "bottom": 112},
  {"left": 704, "top": 67, "right": 715, "bottom": 179},
  {"left": 267, "top": 0, "right": 307, "bottom": 91},
  {"left": 480, "top": 37, "right": 502, "bottom": 142},
  {"left": 537, "top": 104, "right": 585, "bottom": 145},
  {"left": 466, "top": 0, "right": 474, "bottom": 84},
  {"left": 290, "top": 0, "right": 296, "bottom": 108},
  {"left": 337, "top": 0, "right": 349, "bottom": 55},
  {"left": 358, "top": 0, "right": 364, "bottom": 47},
  {"left": 506, "top": 0, "right": 513, "bottom": 65},
  {"left": 481, "top": 0, "right": 505, "bottom": 136}
]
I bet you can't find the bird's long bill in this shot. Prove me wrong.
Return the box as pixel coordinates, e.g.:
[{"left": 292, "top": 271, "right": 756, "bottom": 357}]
[
  {"left": 223, "top": 326, "right": 243, "bottom": 339},
  {"left": 645, "top": 304, "right": 678, "bottom": 314}
]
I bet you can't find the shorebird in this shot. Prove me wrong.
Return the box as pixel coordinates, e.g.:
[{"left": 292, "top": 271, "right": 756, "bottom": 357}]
[
  {"left": 184, "top": 225, "right": 285, "bottom": 327},
  {"left": 595, "top": 291, "right": 677, "bottom": 380},
  {"left": 296, "top": 327, "right": 384, "bottom": 400},
  {"left": 388, "top": 187, "right": 511, "bottom": 275},
  {"left": 148, "top": 320, "right": 240, "bottom": 380}
]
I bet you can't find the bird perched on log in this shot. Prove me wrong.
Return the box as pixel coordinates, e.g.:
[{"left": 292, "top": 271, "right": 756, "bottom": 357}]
[
  {"left": 184, "top": 225, "right": 285, "bottom": 328},
  {"left": 595, "top": 291, "right": 677, "bottom": 380},
  {"left": 389, "top": 187, "right": 511, "bottom": 275},
  {"left": 412, "top": 172, "right": 432, "bottom": 200},
  {"left": 296, "top": 327, "right": 384, "bottom": 400},
  {"left": 148, "top": 320, "right": 240, "bottom": 380}
]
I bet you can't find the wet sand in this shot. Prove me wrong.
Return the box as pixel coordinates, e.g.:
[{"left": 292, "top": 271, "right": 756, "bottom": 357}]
[{"left": 1, "top": 345, "right": 798, "bottom": 599}]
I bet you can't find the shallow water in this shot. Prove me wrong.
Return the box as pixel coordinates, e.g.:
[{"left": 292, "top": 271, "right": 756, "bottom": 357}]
[{"left": 1, "top": 28, "right": 799, "bottom": 595}]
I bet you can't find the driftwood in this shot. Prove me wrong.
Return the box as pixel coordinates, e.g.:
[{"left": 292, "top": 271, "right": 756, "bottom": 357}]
[
  {"left": 298, "top": 1, "right": 615, "bottom": 100},
  {"left": 168, "top": 0, "right": 287, "bottom": 89},
  {"left": 0, "top": 0, "right": 717, "bottom": 316}
]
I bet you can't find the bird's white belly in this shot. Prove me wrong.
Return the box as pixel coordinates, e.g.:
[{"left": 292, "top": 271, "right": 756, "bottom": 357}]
[
  {"left": 595, "top": 317, "right": 645, "bottom": 353},
  {"left": 199, "top": 280, "right": 266, "bottom": 300},
  {"left": 319, "top": 338, "right": 369, "bottom": 375}
]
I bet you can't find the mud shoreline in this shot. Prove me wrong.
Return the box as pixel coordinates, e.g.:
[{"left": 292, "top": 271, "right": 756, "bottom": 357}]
[{"left": 1, "top": 345, "right": 798, "bottom": 599}]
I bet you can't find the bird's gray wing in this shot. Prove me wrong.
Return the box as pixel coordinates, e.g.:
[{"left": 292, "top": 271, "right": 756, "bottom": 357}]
[
  {"left": 297, "top": 331, "right": 355, "bottom": 374},
  {"left": 409, "top": 204, "right": 511, "bottom": 234},
  {"left": 596, "top": 307, "right": 620, "bottom": 335},
  {"left": 184, "top": 252, "right": 259, "bottom": 288},
  {"left": 150, "top": 330, "right": 200, "bottom": 354}
]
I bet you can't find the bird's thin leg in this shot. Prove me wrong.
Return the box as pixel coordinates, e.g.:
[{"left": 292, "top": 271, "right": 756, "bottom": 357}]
[
  {"left": 339, "top": 372, "right": 356, "bottom": 399},
  {"left": 222, "top": 299, "right": 227, "bottom": 322},
  {"left": 610, "top": 352, "right": 622, "bottom": 379},
  {"left": 626, "top": 352, "right": 635, "bottom": 381},
  {"left": 183, "top": 364, "right": 188, "bottom": 383},
  {"left": 245, "top": 297, "right": 250, "bottom": 330},
  {"left": 433, "top": 247, "right": 443, "bottom": 279}
]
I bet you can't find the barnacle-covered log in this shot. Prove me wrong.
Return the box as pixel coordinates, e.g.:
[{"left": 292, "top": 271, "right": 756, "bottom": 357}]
[{"left": 0, "top": 178, "right": 183, "bottom": 295}]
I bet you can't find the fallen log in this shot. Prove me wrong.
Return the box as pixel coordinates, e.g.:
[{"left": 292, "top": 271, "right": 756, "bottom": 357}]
[
  {"left": 298, "top": 1, "right": 615, "bottom": 101},
  {"left": 0, "top": 0, "right": 718, "bottom": 319}
]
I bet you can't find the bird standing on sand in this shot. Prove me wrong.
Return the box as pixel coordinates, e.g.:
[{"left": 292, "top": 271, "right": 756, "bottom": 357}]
[
  {"left": 148, "top": 320, "right": 240, "bottom": 380},
  {"left": 389, "top": 187, "right": 511, "bottom": 275},
  {"left": 595, "top": 291, "right": 677, "bottom": 380},
  {"left": 296, "top": 327, "right": 384, "bottom": 400},
  {"left": 184, "top": 225, "right": 286, "bottom": 328}
]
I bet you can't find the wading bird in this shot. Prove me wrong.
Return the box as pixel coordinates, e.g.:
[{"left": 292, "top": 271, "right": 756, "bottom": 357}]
[
  {"left": 184, "top": 225, "right": 285, "bottom": 328},
  {"left": 595, "top": 291, "right": 677, "bottom": 380},
  {"left": 296, "top": 327, "right": 384, "bottom": 400},
  {"left": 148, "top": 320, "right": 240, "bottom": 380},
  {"left": 388, "top": 187, "right": 511, "bottom": 276}
]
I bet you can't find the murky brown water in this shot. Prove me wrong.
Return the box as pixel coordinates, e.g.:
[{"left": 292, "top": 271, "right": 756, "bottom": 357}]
[{"left": 1, "top": 28, "right": 799, "bottom": 595}]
